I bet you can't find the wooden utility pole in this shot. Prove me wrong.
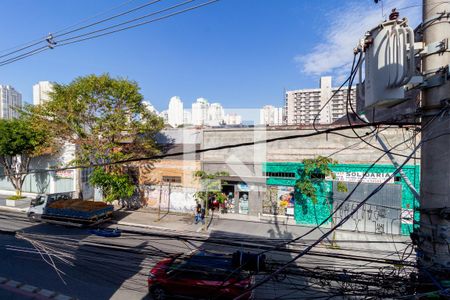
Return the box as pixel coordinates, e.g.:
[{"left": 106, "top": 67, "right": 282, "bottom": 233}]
[{"left": 418, "top": 0, "right": 450, "bottom": 287}]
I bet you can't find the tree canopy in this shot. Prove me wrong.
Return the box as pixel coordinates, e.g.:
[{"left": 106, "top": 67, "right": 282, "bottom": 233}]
[
  {"left": 28, "top": 74, "right": 164, "bottom": 203},
  {"left": 29, "top": 74, "right": 164, "bottom": 166},
  {"left": 0, "top": 117, "right": 53, "bottom": 196}
]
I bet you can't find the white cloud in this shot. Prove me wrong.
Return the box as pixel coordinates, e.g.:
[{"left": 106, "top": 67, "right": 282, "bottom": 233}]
[{"left": 295, "top": 0, "right": 421, "bottom": 84}]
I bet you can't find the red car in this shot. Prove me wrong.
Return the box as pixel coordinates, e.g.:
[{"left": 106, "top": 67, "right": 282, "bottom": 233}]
[{"left": 148, "top": 251, "right": 255, "bottom": 300}]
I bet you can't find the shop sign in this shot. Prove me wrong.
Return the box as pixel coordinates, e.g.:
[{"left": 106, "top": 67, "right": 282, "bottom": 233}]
[
  {"left": 56, "top": 169, "right": 74, "bottom": 179},
  {"left": 332, "top": 171, "right": 394, "bottom": 184},
  {"left": 237, "top": 183, "right": 249, "bottom": 191}
]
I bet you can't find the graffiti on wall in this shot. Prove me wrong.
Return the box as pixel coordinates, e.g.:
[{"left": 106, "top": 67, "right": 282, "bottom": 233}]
[
  {"left": 332, "top": 182, "right": 402, "bottom": 235},
  {"left": 141, "top": 185, "right": 197, "bottom": 213}
]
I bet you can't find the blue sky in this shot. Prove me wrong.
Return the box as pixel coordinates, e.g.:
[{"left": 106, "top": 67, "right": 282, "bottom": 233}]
[{"left": 0, "top": 0, "right": 421, "bottom": 111}]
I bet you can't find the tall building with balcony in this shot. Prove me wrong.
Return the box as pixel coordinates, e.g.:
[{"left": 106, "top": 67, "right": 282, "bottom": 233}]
[
  {"left": 260, "top": 105, "right": 283, "bottom": 125},
  {"left": 168, "top": 96, "right": 184, "bottom": 127},
  {"left": 0, "top": 85, "right": 22, "bottom": 119},
  {"left": 33, "top": 81, "right": 54, "bottom": 106},
  {"left": 285, "top": 76, "right": 356, "bottom": 125}
]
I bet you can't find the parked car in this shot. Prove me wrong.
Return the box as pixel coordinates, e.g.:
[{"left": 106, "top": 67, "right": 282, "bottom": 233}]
[{"left": 148, "top": 251, "right": 255, "bottom": 300}]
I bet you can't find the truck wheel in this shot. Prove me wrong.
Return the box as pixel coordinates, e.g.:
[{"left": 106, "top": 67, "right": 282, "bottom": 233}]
[
  {"left": 150, "top": 286, "right": 167, "bottom": 300},
  {"left": 28, "top": 213, "right": 40, "bottom": 222}
]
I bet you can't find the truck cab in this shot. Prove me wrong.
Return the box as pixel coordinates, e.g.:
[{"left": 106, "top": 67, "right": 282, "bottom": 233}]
[{"left": 27, "top": 192, "right": 75, "bottom": 221}]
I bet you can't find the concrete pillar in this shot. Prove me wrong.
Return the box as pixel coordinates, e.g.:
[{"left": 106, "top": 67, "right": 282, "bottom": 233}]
[{"left": 418, "top": 0, "right": 450, "bottom": 282}]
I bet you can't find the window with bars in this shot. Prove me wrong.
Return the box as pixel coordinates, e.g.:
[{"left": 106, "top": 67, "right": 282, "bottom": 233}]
[{"left": 263, "top": 172, "right": 296, "bottom": 178}]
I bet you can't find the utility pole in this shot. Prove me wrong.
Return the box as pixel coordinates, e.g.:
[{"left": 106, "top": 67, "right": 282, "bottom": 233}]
[{"left": 417, "top": 0, "right": 450, "bottom": 290}]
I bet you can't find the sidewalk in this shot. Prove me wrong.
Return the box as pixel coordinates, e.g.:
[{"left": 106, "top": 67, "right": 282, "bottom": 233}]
[
  {"left": 0, "top": 195, "right": 31, "bottom": 213},
  {"left": 0, "top": 199, "right": 411, "bottom": 253},
  {"left": 112, "top": 207, "right": 411, "bottom": 253}
]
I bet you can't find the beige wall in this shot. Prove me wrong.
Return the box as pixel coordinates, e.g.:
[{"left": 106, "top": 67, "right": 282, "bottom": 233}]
[{"left": 139, "top": 159, "right": 201, "bottom": 188}]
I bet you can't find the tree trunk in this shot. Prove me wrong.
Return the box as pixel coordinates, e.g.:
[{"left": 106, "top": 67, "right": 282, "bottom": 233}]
[{"left": 0, "top": 155, "right": 29, "bottom": 198}]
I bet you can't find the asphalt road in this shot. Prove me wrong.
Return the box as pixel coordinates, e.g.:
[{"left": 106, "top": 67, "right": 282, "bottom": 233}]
[{"left": 0, "top": 210, "right": 415, "bottom": 300}]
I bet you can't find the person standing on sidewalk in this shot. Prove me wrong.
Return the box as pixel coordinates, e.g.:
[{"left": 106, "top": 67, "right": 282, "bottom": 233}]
[
  {"left": 194, "top": 203, "right": 202, "bottom": 224},
  {"left": 200, "top": 206, "right": 206, "bottom": 225}
]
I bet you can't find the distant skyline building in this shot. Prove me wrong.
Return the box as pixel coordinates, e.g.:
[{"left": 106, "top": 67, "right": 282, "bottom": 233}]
[
  {"left": 260, "top": 105, "right": 283, "bottom": 125},
  {"left": 208, "top": 103, "right": 224, "bottom": 126},
  {"left": 285, "top": 76, "right": 356, "bottom": 125},
  {"left": 183, "top": 110, "right": 192, "bottom": 125},
  {"left": 142, "top": 100, "right": 158, "bottom": 115},
  {"left": 32, "top": 81, "right": 54, "bottom": 106},
  {"left": 192, "top": 97, "right": 209, "bottom": 126},
  {"left": 159, "top": 110, "right": 169, "bottom": 124},
  {"left": 224, "top": 113, "right": 242, "bottom": 125},
  {"left": 167, "top": 96, "right": 184, "bottom": 127},
  {"left": 0, "top": 85, "right": 22, "bottom": 119}
]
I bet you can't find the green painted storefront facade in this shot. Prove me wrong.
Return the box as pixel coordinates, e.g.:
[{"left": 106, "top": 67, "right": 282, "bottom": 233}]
[{"left": 263, "top": 162, "right": 420, "bottom": 235}]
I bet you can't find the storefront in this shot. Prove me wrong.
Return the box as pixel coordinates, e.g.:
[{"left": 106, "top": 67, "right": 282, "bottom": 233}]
[
  {"left": 263, "top": 162, "right": 420, "bottom": 235},
  {"left": 218, "top": 177, "right": 265, "bottom": 216}
]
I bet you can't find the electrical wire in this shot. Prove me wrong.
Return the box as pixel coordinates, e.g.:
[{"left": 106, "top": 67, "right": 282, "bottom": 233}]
[
  {"left": 233, "top": 109, "right": 449, "bottom": 299},
  {"left": 53, "top": 0, "right": 164, "bottom": 39},
  {"left": 0, "top": 0, "right": 140, "bottom": 59},
  {"left": 344, "top": 50, "right": 421, "bottom": 159},
  {"left": 2, "top": 119, "right": 419, "bottom": 179},
  {"left": 55, "top": 0, "right": 218, "bottom": 47},
  {"left": 0, "top": 0, "right": 220, "bottom": 68}
]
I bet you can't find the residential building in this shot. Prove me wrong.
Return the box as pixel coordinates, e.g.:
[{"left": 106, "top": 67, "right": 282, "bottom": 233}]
[
  {"left": 32, "top": 81, "right": 54, "bottom": 106},
  {"left": 183, "top": 110, "right": 192, "bottom": 125},
  {"left": 224, "top": 113, "right": 242, "bottom": 125},
  {"left": 260, "top": 105, "right": 283, "bottom": 125},
  {"left": 167, "top": 96, "right": 184, "bottom": 128},
  {"left": 191, "top": 98, "right": 209, "bottom": 126},
  {"left": 142, "top": 100, "right": 158, "bottom": 115},
  {"left": 0, "top": 85, "right": 22, "bottom": 119},
  {"left": 159, "top": 110, "right": 169, "bottom": 124},
  {"left": 208, "top": 103, "right": 224, "bottom": 126},
  {"left": 285, "top": 76, "right": 356, "bottom": 125}
]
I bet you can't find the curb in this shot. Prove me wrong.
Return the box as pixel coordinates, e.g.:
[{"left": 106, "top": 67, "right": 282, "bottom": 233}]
[
  {"left": 112, "top": 220, "right": 211, "bottom": 236},
  {"left": 0, "top": 276, "right": 74, "bottom": 299},
  {"left": 0, "top": 206, "right": 28, "bottom": 213}
]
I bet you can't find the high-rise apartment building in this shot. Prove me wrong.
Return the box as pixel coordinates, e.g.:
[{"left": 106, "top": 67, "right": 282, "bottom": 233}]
[
  {"left": 260, "top": 105, "right": 283, "bottom": 125},
  {"left": 32, "top": 81, "right": 54, "bottom": 106},
  {"left": 168, "top": 96, "right": 184, "bottom": 127},
  {"left": 285, "top": 76, "right": 356, "bottom": 125},
  {"left": 159, "top": 110, "right": 169, "bottom": 124},
  {"left": 192, "top": 98, "right": 209, "bottom": 126},
  {"left": 208, "top": 103, "right": 224, "bottom": 126},
  {"left": 183, "top": 110, "right": 192, "bottom": 125},
  {"left": 224, "top": 113, "right": 242, "bottom": 125},
  {"left": 0, "top": 85, "right": 22, "bottom": 119}
]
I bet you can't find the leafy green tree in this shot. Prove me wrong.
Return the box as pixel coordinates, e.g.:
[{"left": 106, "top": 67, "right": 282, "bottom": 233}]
[
  {"left": 28, "top": 74, "right": 164, "bottom": 203},
  {"left": 89, "top": 168, "right": 135, "bottom": 203},
  {"left": 295, "top": 156, "right": 337, "bottom": 204},
  {"left": 193, "top": 171, "right": 229, "bottom": 206},
  {"left": 0, "top": 117, "right": 53, "bottom": 196}
]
